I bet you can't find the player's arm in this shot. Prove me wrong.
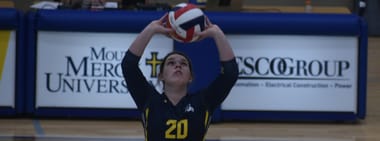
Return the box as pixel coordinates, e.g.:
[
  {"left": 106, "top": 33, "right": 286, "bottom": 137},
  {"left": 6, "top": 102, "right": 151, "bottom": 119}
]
[
  {"left": 196, "top": 17, "right": 239, "bottom": 110},
  {"left": 205, "top": 59, "right": 238, "bottom": 111},
  {"left": 128, "top": 13, "right": 173, "bottom": 56},
  {"left": 122, "top": 14, "right": 173, "bottom": 110},
  {"left": 196, "top": 17, "right": 235, "bottom": 61},
  {"left": 122, "top": 51, "right": 155, "bottom": 110}
]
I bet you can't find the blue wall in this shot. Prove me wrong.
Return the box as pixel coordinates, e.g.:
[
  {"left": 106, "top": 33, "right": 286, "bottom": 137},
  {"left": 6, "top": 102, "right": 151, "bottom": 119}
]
[{"left": 1, "top": 9, "right": 367, "bottom": 121}]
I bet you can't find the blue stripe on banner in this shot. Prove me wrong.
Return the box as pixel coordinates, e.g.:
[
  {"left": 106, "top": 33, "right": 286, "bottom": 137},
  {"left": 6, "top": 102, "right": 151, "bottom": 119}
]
[
  {"left": 205, "top": 12, "right": 361, "bottom": 36},
  {"left": 35, "top": 10, "right": 361, "bottom": 36},
  {"left": 0, "top": 8, "right": 19, "bottom": 29},
  {"left": 36, "top": 10, "right": 167, "bottom": 33}
]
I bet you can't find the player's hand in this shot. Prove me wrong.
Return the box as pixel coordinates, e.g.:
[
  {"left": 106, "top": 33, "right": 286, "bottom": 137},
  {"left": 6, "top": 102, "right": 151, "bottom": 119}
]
[
  {"left": 195, "top": 16, "right": 224, "bottom": 41},
  {"left": 147, "top": 13, "right": 173, "bottom": 37}
]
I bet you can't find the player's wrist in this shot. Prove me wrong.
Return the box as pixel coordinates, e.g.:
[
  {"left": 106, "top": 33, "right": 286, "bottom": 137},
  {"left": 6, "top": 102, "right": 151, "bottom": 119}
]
[
  {"left": 143, "top": 23, "right": 159, "bottom": 36},
  {"left": 211, "top": 26, "right": 226, "bottom": 39}
]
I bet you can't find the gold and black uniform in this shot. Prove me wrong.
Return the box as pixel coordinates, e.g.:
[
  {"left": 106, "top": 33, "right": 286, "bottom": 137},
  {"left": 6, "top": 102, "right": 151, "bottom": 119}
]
[{"left": 122, "top": 51, "right": 238, "bottom": 141}]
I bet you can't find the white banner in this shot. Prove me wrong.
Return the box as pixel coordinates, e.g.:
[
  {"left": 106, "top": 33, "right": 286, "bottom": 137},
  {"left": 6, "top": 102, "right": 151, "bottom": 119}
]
[
  {"left": 222, "top": 35, "right": 358, "bottom": 112},
  {"left": 36, "top": 31, "right": 173, "bottom": 109},
  {"left": 0, "top": 30, "right": 16, "bottom": 107}
]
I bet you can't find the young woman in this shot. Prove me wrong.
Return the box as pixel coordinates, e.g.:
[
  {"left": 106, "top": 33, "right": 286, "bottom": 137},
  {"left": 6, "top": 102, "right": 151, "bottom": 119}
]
[{"left": 121, "top": 13, "right": 238, "bottom": 141}]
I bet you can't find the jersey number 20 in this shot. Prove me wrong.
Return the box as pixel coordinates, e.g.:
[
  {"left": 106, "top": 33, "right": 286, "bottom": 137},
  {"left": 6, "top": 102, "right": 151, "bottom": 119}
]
[{"left": 165, "top": 119, "right": 188, "bottom": 139}]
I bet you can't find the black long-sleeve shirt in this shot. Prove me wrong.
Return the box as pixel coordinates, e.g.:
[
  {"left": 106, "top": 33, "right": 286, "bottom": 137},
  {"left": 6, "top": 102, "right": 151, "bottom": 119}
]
[{"left": 122, "top": 50, "right": 238, "bottom": 141}]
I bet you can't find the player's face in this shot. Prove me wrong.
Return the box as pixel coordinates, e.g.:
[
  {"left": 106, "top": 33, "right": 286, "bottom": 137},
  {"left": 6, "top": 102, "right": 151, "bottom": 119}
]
[{"left": 161, "top": 54, "right": 192, "bottom": 86}]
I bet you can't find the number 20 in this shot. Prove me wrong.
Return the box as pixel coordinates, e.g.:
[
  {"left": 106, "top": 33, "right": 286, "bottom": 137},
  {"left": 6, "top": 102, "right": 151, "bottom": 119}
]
[{"left": 165, "top": 119, "right": 188, "bottom": 139}]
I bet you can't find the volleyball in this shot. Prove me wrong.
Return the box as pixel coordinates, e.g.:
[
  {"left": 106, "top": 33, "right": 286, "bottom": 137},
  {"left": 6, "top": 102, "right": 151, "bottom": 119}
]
[{"left": 166, "top": 3, "right": 205, "bottom": 43}]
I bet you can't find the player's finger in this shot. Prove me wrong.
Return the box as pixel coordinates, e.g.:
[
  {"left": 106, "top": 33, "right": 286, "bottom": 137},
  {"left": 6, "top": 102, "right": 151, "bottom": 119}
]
[
  {"left": 205, "top": 16, "right": 212, "bottom": 27},
  {"left": 159, "top": 13, "right": 168, "bottom": 23},
  {"left": 194, "top": 30, "right": 207, "bottom": 41}
]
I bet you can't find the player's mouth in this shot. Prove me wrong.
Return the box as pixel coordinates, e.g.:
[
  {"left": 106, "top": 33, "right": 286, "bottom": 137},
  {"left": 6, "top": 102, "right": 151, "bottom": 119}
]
[{"left": 174, "top": 70, "right": 183, "bottom": 76}]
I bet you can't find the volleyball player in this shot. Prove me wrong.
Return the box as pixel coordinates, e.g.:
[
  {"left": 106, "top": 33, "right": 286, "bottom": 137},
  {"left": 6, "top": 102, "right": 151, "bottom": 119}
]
[{"left": 121, "top": 13, "right": 238, "bottom": 141}]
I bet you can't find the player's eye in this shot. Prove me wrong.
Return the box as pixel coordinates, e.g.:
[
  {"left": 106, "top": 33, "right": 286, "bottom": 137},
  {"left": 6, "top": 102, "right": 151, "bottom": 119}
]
[
  {"left": 181, "top": 62, "right": 188, "bottom": 66},
  {"left": 166, "top": 61, "right": 175, "bottom": 66}
]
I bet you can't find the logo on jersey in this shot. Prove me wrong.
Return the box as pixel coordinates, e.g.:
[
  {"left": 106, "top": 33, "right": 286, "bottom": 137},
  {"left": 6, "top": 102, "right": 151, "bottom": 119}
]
[{"left": 184, "top": 104, "right": 194, "bottom": 113}]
